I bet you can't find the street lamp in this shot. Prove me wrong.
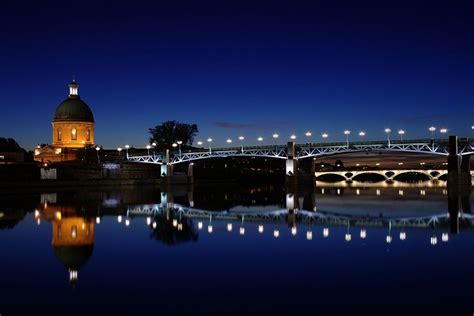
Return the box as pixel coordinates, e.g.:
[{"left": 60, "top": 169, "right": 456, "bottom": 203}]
[
  {"left": 146, "top": 144, "right": 151, "bottom": 155},
  {"left": 429, "top": 126, "right": 436, "bottom": 139},
  {"left": 238, "top": 136, "right": 245, "bottom": 153},
  {"left": 117, "top": 147, "right": 122, "bottom": 158},
  {"left": 344, "top": 130, "right": 350, "bottom": 148},
  {"left": 305, "top": 131, "right": 312, "bottom": 149},
  {"left": 151, "top": 142, "right": 157, "bottom": 157},
  {"left": 257, "top": 137, "right": 263, "bottom": 144},
  {"left": 177, "top": 140, "right": 183, "bottom": 157},
  {"left": 321, "top": 132, "right": 328, "bottom": 143},
  {"left": 95, "top": 146, "right": 101, "bottom": 164},
  {"left": 290, "top": 134, "right": 296, "bottom": 140},
  {"left": 272, "top": 133, "right": 279, "bottom": 151},
  {"left": 384, "top": 128, "right": 391, "bottom": 147},
  {"left": 398, "top": 129, "right": 405, "bottom": 142},
  {"left": 440, "top": 128, "right": 448, "bottom": 137},
  {"left": 197, "top": 141, "right": 203, "bottom": 146},
  {"left": 358, "top": 131, "right": 366, "bottom": 141},
  {"left": 207, "top": 138, "right": 213, "bottom": 153},
  {"left": 125, "top": 144, "right": 130, "bottom": 158}
]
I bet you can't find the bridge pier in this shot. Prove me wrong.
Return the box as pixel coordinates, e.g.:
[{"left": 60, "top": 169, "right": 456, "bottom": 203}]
[
  {"left": 448, "top": 136, "right": 472, "bottom": 186},
  {"left": 285, "top": 141, "right": 298, "bottom": 185}
]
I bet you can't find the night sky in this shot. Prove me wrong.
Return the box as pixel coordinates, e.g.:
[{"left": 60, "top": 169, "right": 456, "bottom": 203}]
[{"left": 1, "top": 1, "right": 473, "bottom": 149}]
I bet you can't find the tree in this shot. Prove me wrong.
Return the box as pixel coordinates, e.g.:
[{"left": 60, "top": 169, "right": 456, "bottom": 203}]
[{"left": 148, "top": 120, "right": 198, "bottom": 150}]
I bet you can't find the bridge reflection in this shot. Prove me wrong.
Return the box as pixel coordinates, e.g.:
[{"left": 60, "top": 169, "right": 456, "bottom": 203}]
[{"left": 0, "top": 182, "right": 470, "bottom": 286}]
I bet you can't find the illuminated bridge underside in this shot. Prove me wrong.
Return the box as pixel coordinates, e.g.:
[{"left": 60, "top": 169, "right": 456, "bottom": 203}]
[
  {"left": 127, "top": 140, "right": 473, "bottom": 165},
  {"left": 315, "top": 169, "right": 449, "bottom": 182},
  {"left": 126, "top": 203, "right": 474, "bottom": 229}
]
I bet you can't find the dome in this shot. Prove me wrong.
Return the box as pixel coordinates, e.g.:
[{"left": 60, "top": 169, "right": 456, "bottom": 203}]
[
  {"left": 53, "top": 244, "right": 94, "bottom": 270},
  {"left": 53, "top": 96, "right": 94, "bottom": 122}
]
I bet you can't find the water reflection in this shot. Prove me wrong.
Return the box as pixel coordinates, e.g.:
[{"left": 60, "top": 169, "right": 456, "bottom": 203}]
[{"left": 0, "top": 181, "right": 472, "bottom": 287}]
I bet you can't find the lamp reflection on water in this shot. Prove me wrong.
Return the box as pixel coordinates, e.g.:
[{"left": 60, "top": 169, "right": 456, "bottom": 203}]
[
  {"left": 323, "top": 227, "right": 329, "bottom": 238},
  {"left": 258, "top": 225, "right": 264, "bottom": 233},
  {"left": 273, "top": 230, "right": 280, "bottom": 238}
]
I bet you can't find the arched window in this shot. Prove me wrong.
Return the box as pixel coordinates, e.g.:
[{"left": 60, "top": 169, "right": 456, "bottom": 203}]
[
  {"left": 71, "top": 128, "right": 77, "bottom": 140},
  {"left": 86, "top": 129, "right": 90, "bottom": 141},
  {"left": 57, "top": 128, "right": 62, "bottom": 141}
]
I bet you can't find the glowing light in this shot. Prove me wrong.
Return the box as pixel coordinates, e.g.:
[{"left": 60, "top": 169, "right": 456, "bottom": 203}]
[
  {"left": 291, "top": 226, "right": 297, "bottom": 236},
  {"left": 321, "top": 133, "right": 328, "bottom": 139},
  {"left": 258, "top": 225, "right": 264, "bottom": 233},
  {"left": 117, "top": 215, "right": 122, "bottom": 223},
  {"left": 227, "top": 223, "right": 233, "bottom": 232},
  {"left": 226, "top": 139, "right": 232, "bottom": 143},
  {"left": 398, "top": 130, "right": 405, "bottom": 135},
  {"left": 55, "top": 211, "right": 62, "bottom": 221},
  {"left": 420, "top": 189, "right": 426, "bottom": 196},
  {"left": 323, "top": 227, "right": 329, "bottom": 238},
  {"left": 290, "top": 134, "right": 296, "bottom": 140},
  {"left": 96, "top": 217, "right": 101, "bottom": 224},
  {"left": 356, "top": 189, "right": 360, "bottom": 195},
  {"left": 440, "top": 128, "right": 448, "bottom": 134},
  {"left": 305, "top": 131, "right": 312, "bottom": 137},
  {"left": 400, "top": 231, "right": 406, "bottom": 240},
  {"left": 95, "top": 146, "right": 100, "bottom": 151},
  {"left": 376, "top": 189, "right": 381, "bottom": 196},
  {"left": 125, "top": 219, "right": 130, "bottom": 227},
  {"left": 172, "top": 143, "right": 177, "bottom": 148},
  {"left": 257, "top": 137, "right": 263, "bottom": 141},
  {"left": 146, "top": 217, "right": 151, "bottom": 225},
  {"left": 177, "top": 223, "right": 183, "bottom": 231},
  {"left": 306, "top": 231, "right": 313, "bottom": 240},
  {"left": 442, "top": 233, "right": 449, "bottom": 242},
  {"left": 198, "top": 221, "right": 203, "bottom": 229},
  {"left": 430, "top": 236, "right": 438, "bottom": 246},
  {"left": 238, "top": 136, "right": 245, "bottom": 141},
  {"left": 152, "top": 222, "right": 157, "bottom": 229},
  {"left": 360, "top": 229, "right": 367, "bottom": 239},
  {"left": 71, "top": 227, "right": 77, "bottom": 239},
  {"left": 398, "top": 190, "right": 404, "bottom": 196},
  {"left": 117, "top": 147, "right": 122, "bottom": 152},
  {"left": 240, "top": 227, "right": 245, "bottom": 235},
  {"left": 272, "top": 133, "right": 279, "bottom": 139},
  {"left": 345, "top": 233, "right": 352, "bottom": 242},
  {"left": 125, "top": 145, "right": 130, "bottom": 149},
  {"left": 208, "top": 225, "right": 213, "bottom": 233},
  {"left": 384, "top": 128, "right": 392, "bottom": 133},
  {"left": 359, "top": 131, "right": 366, "bottom": 137},
  {"left": 172, "top": 219, "right": 178, "bottom": 227},
  {"left": 344, "top": 130, "right": 351, "bottom": 135},
  {"left": 207, "top": 138, "right": 213, "bottom": 143},
  {"left": 386, "top": 235, "right": 392, "bottom": 243},
  {"left": 177, "top": 141, "right": 182, "bottom": 145},
  {"left": 197, "top": 141, "right": 203, "bottom": 146},
  {"left": 429, "top": 126, "right": 436, "bottom": 132},
  {"left": 273, "top": 230, "right": 280, "bottom": 238}
]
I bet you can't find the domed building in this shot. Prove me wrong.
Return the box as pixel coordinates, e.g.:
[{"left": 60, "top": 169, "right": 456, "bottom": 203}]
[{"left": 35, "top": 80, "right": 96, "bottom": 163}]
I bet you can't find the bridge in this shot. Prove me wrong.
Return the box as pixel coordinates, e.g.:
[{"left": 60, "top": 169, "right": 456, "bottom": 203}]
[
  {"left": 315, "top": 169, "right": 450, "bottom": 182},
  {"left": 126, "top": 136, "right": 473, "bottom": 184}
]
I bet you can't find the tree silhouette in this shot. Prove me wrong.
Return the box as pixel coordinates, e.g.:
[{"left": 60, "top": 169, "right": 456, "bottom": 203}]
[{"left": 148, "top": 120, "right": 198, "bottom": 150}]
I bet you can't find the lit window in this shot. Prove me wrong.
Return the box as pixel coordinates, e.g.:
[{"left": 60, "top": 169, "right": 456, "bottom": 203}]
[
  {"left": 57, "top": 128, "right": 62, "bottom": 141},
  {"left": 71, "top": 128, "right": 77, "bottom": 140},
  {"left": 0, "top": 155, "right": 4, "bottom": 160},
  {"left": 86, "top": 129, "right": 90, "bottom": 141}
]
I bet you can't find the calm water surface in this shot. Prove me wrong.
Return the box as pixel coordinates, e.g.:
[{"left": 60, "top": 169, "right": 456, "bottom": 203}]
[{"left": 1, "top": 182, "right": 473, "bottom": 314}]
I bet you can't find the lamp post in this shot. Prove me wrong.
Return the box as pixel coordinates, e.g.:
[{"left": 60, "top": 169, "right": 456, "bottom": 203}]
[
  {"left": 272, "top": 133, "right": 279, "bottom": 151},
  {"left": 321, "top": 132, "right": 328, "bottom": 144},
  {"left": 440, "top": 128, "right": 448, "bottom": 138},
  {"left": 238, "top": 136, "right": 244, "bottom": 153},
  {"left": 197, "top": 141, "right": 203, "bottom": 146},
  {"left": 384, "top": 128, "right": 391, "bottom": 147},
  {"left": 207, "top": 138, "right": 213, "bottom": 154},
  {"left": 152, "top": 142, "right": 157, "bottom": 157},
  {"left": 125, "top": 144, "right": 130, "bottom": 158},
  {"left": 146, "top": 145, "right": 151, "bottom": 155},
  {"left": 290, "top": 134, "right": 296, "bottom": 141},
  {"left": 226, "top": 138, "right": 232, "bottom": 145},
  {"left": 257, "top": 136, "right": 263, "bottom": 144},
  {"left": 398, "top": 129, "right": 405, "bottom": 142},
  {"left": 344, "top": 130, "right": 350, "bottom": 148},
  {"left": 95, "top": 146, "right": 101, "bottom": 164},
  {"left": 177, "top": 140, "right": 182, "bottom": 157},
  {"left": 358, "top": 131, "right": 366, "bottom": 142},
  {"left": 117, "top": 147, "right": 122, "bottom": 158},
  {"left": 305, "top": 131, "right": 312, "bottom": 149},
  {"left": 429, "top": 126, "right": 436, "bottom": 140}
]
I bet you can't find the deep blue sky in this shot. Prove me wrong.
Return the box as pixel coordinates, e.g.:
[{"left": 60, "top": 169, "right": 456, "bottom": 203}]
[{"left": 1, "top": 1, "right": 473, "bottom": 149}]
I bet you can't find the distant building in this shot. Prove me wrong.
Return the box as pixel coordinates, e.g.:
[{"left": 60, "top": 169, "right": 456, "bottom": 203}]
[{"left": 34, "top": 80, "right": 95, "bottom": 163}]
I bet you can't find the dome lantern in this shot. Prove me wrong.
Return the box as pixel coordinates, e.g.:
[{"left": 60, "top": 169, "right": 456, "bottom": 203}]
[{"left": 69, "top": 79, "right": 79, "bottom": 96}]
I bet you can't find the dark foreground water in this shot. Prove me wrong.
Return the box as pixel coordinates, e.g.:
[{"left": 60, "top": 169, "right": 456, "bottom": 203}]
[{"left": 0, "top": 182, "right": 473, "bottom": 315}]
